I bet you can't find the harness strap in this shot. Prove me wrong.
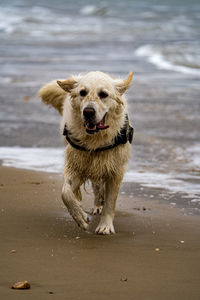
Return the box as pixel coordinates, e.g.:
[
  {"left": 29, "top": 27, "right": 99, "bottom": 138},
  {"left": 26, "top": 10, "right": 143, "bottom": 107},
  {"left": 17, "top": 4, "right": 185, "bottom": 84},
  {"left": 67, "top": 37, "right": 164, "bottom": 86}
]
[{"left": 63, "top": 114, "right": 134, "bottom": 152}]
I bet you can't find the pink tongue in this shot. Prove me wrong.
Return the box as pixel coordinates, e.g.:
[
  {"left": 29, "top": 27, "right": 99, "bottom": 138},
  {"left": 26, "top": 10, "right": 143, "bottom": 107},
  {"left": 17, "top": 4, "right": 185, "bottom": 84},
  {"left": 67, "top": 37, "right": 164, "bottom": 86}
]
[
  {"left": 97, "top": 123, "right": 109, "bottom": 129},
  {"left": 96, "top": 116, "right": 109, "bottom": 130}
]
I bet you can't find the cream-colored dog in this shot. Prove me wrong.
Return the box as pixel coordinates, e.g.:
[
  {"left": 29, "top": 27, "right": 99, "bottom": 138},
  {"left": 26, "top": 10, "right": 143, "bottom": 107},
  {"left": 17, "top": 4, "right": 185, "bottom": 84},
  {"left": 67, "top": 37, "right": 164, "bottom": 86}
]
[{"left": 39, "top": 71, "right": 133, "bottom": 234}]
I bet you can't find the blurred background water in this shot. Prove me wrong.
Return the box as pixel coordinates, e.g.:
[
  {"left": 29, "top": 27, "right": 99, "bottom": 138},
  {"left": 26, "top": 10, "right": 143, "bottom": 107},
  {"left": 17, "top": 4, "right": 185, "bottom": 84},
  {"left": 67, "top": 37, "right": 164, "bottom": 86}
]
[{"left": 0, "top": 0, "right": 200, "bottom": 209}]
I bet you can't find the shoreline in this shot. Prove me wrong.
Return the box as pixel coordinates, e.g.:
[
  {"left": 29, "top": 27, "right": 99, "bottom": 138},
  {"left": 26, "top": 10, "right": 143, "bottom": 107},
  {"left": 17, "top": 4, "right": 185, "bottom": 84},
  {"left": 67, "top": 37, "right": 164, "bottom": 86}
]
[
  {"left": 0, "top": 147, "right": 199, "bottom": 215},
  {"left": 0, "top": 166, "right": 200, "bottom": 299}
]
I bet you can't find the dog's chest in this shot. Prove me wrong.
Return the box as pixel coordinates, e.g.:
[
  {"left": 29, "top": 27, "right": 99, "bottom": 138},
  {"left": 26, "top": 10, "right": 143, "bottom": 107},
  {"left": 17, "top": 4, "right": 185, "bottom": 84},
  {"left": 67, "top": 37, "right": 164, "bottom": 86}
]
[{"left": 65, "top": 144, "right": 130, "bottom": 181}]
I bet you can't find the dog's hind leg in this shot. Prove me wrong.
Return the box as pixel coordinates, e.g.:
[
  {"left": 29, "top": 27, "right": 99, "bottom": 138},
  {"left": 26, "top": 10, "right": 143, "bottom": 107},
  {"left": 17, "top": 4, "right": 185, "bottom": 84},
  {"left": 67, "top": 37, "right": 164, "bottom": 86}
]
[
  {"left": 95, "top": 176, "right": 122, "bottom": 235},
  {"left": 62, "top": 175, "right": 90, "bottom": 231},
  {"left": 92, "top": 181, "right": 105, "bottom": 215}
]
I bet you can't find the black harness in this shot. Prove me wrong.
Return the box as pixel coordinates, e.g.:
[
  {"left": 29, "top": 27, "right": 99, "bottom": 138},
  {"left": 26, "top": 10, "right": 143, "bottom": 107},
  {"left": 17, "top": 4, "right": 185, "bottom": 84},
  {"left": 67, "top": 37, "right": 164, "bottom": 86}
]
[{"left": 63, "top": 114, "right": 134, "bottom": 152}]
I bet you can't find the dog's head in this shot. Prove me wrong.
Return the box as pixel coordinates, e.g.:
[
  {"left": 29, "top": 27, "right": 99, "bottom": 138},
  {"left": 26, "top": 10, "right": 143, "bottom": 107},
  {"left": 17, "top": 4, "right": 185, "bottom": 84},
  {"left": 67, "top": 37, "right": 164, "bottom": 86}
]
[{"left": 57, "top": 71, "right": 133, "bottom": 135}]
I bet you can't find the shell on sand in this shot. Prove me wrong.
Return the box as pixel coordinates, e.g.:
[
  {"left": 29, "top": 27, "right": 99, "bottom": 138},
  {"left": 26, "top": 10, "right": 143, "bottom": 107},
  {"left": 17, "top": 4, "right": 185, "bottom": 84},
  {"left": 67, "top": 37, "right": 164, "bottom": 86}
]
[{"left": 12, "top": 281, "right": 31, "bottom": 289}]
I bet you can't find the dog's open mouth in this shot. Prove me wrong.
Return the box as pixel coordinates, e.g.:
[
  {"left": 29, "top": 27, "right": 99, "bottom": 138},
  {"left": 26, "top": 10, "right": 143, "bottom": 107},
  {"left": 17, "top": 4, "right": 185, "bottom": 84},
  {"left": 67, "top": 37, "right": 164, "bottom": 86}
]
[{"left": 85, "top": 115, "right": 109, "bottom": 134}]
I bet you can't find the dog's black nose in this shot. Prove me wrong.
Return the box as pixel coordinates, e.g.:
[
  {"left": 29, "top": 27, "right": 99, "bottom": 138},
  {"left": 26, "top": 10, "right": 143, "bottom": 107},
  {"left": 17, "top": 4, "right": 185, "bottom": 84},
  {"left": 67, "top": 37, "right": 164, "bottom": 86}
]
[{"left": 83, "top": 107, "right": 95, "bottom": 119}]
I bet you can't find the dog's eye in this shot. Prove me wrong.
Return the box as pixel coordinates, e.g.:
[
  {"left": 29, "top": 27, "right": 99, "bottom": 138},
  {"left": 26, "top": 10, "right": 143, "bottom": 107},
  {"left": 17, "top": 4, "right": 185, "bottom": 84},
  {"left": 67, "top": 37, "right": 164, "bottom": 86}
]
[
  {"left": 98, "top": 91, "right": 108, "bottom": 99},
  {"left": 80, "top": 89, "right": 87, "bottom": 97}
]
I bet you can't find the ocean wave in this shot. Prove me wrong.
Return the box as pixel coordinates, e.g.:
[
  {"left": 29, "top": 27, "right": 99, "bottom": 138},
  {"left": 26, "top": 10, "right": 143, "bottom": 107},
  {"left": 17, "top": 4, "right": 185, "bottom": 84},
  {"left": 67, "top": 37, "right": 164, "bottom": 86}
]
[
  {"left": 0, "top": 4, "right": 107, "bottom": 39},
  {"left": 80, "top": 5, "right": 107, "bottom": 16},
  {"left": 135, "top": 45, "right": 200, "bottom": 76}
]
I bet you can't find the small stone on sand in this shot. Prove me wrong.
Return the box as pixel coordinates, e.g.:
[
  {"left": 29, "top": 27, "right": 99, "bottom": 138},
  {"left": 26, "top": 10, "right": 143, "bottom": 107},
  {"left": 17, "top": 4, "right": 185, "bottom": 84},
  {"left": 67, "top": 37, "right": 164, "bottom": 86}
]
[{"left": 12, "top": 281, "right": 31, "bottom": 289}]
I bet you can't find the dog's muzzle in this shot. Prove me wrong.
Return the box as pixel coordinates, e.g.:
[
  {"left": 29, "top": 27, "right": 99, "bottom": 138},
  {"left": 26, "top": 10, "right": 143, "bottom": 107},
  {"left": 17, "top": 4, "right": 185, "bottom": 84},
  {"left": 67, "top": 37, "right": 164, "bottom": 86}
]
[{"left": 83, "top": 107, "right": 109, "bottom": 134}]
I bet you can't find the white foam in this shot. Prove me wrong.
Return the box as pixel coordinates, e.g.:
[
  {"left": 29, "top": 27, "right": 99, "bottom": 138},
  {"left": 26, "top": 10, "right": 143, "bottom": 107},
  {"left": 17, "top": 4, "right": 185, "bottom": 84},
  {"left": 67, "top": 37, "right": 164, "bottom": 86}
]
[
  {"left": 135, "top": 45, "right": 200, "bottom": 76},
  {"left": 187, "top": 144, "right": 200, "bottom": 170},
  {"left": 80, "top": 5, "right": 107, "bottom": 16},
  {"left": 80, "top": 5, "right": 98, "bottom": 15},
  {"left": 124, "top": 171, "right": 200, "bottom": 198},
  {"left": 0, "top": 147, "right": 64, "bottom": 173}
]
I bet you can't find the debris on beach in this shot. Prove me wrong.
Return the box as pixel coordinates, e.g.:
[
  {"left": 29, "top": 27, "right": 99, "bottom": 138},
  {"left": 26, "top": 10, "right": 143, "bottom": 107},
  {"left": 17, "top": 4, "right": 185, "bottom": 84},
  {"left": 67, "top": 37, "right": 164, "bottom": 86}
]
[
  {"left": 180, "top": 240, "right": 185, "bottom": 244},
  {"left": 133, "top": 206, "right": 151, "bottom": 211},
  {"left": 133, "top": 207, "right": 140, "bottom": 211},
  {"left": 12, "top": 281, "right": 31, "bottom": 289},
  {"left": 155, "top": 248, "right": 160, "bottom": 252},
  {"left": 10, "top": 249, "right": 17, "bottom": 253},
  {"left": 30, "top": 181, "right": 41, "bottom": 185},
  {"left": 120, "top": 277, "right": 128, "bottom": 282}
]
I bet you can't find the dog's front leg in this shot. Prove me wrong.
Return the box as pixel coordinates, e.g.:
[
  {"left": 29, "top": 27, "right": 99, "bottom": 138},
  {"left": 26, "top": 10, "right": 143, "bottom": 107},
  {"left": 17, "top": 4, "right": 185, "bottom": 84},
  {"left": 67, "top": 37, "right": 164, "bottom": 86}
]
[
  {"left": 95, "top": 176, "right": 122, "bottom": 235},
  {"left": 62, "top": 176, "right": 90, "bottom": 231}
]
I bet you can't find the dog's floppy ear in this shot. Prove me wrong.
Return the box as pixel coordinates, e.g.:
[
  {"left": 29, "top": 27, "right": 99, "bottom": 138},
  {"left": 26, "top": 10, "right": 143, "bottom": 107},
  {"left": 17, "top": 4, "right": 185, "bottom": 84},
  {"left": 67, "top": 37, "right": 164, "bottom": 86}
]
[
  {"left": 57, "top": 78, "right": 77, "bottom": 92},
  {"left": 115, "top": 72, "right": 133, "bottom": 95}
]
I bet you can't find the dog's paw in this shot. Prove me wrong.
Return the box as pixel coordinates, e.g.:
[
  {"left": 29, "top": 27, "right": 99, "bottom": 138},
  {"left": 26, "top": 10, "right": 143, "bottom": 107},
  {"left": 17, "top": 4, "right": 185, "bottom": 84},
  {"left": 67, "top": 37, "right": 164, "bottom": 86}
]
[
  {"left": 95, "top": 216, "right": 115, "bottom": 235},
  {"left": 95, "top": 224, "right": 115, "bottom": 235},
  {"left": 92, "top": 205, "right": 103, "bottom": 215},
  {"left": 68, "top": 204, "right": 90, "bottom": 231},
  {"left": 75, "top": 209, "right": 90, "bottom": 231}
]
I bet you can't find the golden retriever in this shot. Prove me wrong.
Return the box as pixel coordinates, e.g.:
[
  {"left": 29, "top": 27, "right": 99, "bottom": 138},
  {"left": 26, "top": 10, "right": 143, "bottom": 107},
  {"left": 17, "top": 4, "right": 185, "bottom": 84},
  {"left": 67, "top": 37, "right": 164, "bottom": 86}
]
[{"left": 38, "top": 71, "right": 133, "bottom": 234}]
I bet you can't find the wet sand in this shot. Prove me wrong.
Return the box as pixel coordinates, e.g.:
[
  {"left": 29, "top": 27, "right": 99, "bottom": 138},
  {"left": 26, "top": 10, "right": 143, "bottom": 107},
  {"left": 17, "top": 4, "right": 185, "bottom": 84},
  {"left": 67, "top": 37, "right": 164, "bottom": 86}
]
[{"left": 0, "top": 166, "right": 200, "bottom": 300}]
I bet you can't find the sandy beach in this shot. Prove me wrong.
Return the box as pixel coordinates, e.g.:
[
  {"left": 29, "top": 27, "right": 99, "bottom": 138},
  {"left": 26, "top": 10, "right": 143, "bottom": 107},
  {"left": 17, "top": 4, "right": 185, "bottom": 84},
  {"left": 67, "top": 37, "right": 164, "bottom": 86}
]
[{"left": 1, "top": 166, "right": 200, "bottom": 300}]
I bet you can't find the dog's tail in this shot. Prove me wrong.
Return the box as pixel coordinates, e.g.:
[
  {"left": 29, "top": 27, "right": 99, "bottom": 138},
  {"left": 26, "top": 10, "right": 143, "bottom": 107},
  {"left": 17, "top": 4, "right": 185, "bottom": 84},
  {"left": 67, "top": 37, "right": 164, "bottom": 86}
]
[{"left": 38, "top": 80, "right": 67, "bottom": 115}]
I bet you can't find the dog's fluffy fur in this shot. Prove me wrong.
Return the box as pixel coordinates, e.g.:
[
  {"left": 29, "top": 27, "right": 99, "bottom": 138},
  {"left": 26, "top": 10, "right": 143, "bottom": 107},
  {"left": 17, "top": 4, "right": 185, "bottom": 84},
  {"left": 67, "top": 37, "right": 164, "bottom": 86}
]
[{"left": 38, "top": 71, "right": 133, "bottom": 234}]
